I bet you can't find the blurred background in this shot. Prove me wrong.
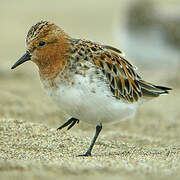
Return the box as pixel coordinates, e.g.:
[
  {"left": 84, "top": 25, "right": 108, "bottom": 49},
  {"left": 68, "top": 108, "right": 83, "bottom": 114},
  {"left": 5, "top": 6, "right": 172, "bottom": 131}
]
[{"left": 0, "top": 0, "right": 179, "bottom": 127}]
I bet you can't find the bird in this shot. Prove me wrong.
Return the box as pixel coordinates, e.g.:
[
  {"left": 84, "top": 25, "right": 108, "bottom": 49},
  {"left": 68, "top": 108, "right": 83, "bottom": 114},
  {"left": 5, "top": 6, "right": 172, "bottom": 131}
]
[{"left": 11, "top": 21, "right": 172, "bottom": 156}]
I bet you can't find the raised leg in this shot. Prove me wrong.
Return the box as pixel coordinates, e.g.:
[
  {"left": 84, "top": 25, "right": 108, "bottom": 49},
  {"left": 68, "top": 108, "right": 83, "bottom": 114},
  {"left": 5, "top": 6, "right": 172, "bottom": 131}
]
[
  {"left": 57, "top": 117, "right": 79, "bottom": 130},
  {"left": 79, "top": 123, "right": 102, "bottom": 156}
]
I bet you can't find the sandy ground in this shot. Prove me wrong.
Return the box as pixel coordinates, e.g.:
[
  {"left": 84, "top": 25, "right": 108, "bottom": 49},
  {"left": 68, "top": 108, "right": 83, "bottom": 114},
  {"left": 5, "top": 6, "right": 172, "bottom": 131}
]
[{"left": 1, "top": 0, "right": 180, "bottom": 179}]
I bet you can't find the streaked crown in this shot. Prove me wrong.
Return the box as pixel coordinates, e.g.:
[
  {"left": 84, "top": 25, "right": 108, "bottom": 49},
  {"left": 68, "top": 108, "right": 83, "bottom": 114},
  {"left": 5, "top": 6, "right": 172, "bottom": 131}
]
[{"left": 26, "top": 21, "right": 53, "bottom": 45}]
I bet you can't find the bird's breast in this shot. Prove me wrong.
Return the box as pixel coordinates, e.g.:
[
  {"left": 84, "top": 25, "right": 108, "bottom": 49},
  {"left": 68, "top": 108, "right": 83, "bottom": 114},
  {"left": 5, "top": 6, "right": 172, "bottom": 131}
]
[{"left": 41, "top": 72, "right": 139, "bottom": 125}]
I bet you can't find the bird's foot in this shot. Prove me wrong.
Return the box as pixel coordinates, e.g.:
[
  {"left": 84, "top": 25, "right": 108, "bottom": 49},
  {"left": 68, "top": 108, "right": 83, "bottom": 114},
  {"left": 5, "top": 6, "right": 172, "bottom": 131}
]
[
  {"left": 77, "top": 151, "right": 91, "bottom": 157},
  {"left": 57, "top": 117, "right": 79, "bottom": 131}
]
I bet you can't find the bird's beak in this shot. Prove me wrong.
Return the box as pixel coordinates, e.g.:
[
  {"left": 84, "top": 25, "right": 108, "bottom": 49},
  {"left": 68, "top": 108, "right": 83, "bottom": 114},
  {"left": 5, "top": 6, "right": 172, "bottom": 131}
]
[{"left": 11, "top": 51, "right": 31, "bottom": 69}]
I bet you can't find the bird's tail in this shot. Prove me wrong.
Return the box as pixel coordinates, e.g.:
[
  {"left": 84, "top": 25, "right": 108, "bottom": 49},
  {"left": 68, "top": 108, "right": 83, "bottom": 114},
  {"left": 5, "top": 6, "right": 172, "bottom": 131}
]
[{"left": 137, "top": 80, "right": 172, "bottom": 98}]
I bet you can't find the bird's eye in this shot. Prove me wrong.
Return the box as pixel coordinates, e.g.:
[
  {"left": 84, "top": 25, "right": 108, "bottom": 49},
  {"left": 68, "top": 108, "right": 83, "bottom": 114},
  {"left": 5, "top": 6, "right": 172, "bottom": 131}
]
[{"left": 38, "top": 41, "right": 46, "bottom": 47}]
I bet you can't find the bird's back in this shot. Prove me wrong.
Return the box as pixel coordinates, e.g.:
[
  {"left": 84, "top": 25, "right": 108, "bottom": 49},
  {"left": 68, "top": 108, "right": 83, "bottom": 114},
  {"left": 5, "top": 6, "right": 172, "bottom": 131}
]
[{"left": 66, "top": 39, "right": 172, "bottom": 103}]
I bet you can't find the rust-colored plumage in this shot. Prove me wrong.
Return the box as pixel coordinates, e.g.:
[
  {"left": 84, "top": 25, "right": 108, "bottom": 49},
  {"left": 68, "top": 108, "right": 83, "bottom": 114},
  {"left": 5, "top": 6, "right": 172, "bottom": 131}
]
[{"left": 26, "top": 21, "right": 70, "bottom": 81}]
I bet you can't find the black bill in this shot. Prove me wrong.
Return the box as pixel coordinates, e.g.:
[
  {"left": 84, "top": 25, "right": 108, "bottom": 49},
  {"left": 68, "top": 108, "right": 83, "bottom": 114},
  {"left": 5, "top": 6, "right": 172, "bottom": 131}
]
[{"left": 11, "top": 51, "right": 31, "bottom": 69}]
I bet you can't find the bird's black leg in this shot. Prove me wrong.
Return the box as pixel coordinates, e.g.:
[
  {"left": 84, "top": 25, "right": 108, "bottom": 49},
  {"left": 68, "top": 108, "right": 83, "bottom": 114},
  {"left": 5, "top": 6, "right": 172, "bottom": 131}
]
[
  {"left": 57, "top": 117, "right": 79, "bottom": 130},
  {"left": 79, "top": 123, "right": 102, "bottom": 156}
]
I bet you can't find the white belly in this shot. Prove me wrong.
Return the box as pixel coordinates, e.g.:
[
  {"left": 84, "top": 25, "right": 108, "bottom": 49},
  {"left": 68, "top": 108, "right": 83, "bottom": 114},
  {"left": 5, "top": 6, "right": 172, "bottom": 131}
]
[{"left": 43, "top": 74, "right": 139, "bottom": 125}]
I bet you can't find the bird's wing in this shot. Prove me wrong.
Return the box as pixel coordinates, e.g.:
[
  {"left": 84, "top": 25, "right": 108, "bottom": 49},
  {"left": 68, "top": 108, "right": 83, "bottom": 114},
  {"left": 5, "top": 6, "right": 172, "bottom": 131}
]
[
  {"left": 92, "top": 46, "right": 143, "bottom": 102},
  {"left": 71, "top": 40, "right": 171, "bottom": 102}
]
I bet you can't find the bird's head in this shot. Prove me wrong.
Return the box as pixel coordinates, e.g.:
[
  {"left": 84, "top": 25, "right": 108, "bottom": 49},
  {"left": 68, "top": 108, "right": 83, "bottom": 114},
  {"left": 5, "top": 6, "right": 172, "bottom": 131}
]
[{"left": 11, "top": 21, "right": 70, "bottom": 79}]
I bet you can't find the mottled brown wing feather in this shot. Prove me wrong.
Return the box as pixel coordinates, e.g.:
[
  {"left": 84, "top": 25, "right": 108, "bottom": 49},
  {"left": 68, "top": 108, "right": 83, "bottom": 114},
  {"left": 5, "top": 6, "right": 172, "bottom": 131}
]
[
  {"left": 70, "top": 40, "right": 171, "bottom": 102},
  {"left": 92, "top": 48, "right": 143, "bottom": 103}
]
